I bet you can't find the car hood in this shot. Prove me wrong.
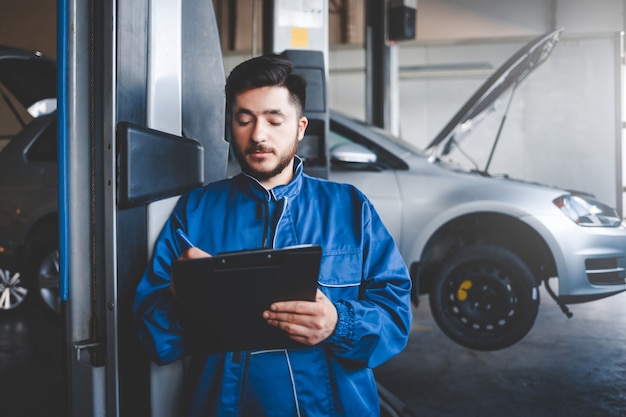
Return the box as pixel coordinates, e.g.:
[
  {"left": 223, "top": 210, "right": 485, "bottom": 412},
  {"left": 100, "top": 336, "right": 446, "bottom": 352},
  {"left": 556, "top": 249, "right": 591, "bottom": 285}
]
[
  {"left": 0, "top": 45, "right": 57, "bottom": 115},
  {"left": 425, "top": 28, "right": 563, "bottom": 157}
]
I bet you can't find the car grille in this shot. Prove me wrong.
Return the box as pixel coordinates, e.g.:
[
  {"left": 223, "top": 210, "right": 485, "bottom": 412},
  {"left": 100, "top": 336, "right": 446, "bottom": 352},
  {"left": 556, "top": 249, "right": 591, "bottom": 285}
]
[{"left": 586, "top": 258, "right": 626, "bottom": 285}]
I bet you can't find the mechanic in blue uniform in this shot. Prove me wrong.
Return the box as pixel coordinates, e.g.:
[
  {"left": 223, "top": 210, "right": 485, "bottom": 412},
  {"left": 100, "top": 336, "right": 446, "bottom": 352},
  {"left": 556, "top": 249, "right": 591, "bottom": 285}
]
[{"left": 133, "top": 53, "right": 412, "bottom": 417}]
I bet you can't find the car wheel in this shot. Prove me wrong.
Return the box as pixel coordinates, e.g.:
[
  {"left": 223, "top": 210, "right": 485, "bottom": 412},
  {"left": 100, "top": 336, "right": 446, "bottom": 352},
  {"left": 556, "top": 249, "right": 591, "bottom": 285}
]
[
  {"left": 27, "top": 227, "right": 62, "bottom": 315},
  {"left": 36, "top": 249, "right": 61, "bottom": 315},
  {"left": 0, "top": 267, "right": 29, "bottom": 311},
  {"left": 429, "top": 244, "right": 539, "bottom": 351}
]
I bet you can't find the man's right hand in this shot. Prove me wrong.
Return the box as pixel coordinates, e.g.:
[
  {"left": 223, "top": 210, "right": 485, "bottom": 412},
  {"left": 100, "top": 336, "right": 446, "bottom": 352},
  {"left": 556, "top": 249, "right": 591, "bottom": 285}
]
[
  {"left": 179, "top": 247, "right": 212, "bottom": 260},
  {"left": 170, "top": 247, "right": 212, "bottom": 296}
]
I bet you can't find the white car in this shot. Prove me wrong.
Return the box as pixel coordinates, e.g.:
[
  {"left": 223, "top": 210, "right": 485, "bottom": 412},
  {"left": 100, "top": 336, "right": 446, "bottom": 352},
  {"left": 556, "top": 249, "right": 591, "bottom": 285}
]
[{"left": 326, "top": 28, "right": 626, "bottom": 350}]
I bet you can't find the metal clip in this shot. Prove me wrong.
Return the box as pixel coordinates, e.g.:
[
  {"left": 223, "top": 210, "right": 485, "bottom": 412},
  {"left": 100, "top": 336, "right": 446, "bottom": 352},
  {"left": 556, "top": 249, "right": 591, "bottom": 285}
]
[{"left": 73, "top": 340, "right": 105, "bottom": 367}]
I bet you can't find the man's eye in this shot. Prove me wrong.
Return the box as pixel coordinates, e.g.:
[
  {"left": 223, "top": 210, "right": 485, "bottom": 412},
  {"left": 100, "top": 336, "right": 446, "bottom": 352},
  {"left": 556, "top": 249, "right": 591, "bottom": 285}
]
[
  {"left": 236, "top": 118, "right": 252, "bottom": 126},
  {"left": 268, "top": 120, "right": 283, "bottom": 126}
]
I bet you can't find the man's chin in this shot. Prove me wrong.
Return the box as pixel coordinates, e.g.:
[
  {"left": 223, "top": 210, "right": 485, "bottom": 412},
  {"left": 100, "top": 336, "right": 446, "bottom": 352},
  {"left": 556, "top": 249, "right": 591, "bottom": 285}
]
[
  {"left": 238, "top": 152, "right": 295, "bottom": 182},
  {"left": 241, "top": 164, "right": 275, "bottom": 181}
]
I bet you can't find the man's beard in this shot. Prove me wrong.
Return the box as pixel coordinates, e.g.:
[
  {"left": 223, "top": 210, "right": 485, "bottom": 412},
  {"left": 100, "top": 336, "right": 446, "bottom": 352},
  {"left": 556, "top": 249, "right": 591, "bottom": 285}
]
[{"left": 233, "top": 135, "right": 299, "bottom": 182}]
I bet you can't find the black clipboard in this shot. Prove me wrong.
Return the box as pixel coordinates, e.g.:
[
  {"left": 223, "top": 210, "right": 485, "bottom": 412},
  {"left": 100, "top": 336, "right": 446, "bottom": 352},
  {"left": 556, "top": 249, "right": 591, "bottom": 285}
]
[{"left": 172, "top": 244, "right": 322, "bottom": 354}]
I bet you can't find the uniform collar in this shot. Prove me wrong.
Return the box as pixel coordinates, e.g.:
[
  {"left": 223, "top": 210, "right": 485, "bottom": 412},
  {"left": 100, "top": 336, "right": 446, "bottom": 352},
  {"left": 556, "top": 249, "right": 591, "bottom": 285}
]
[{"left": 236, "top": 156, "right": 304, "bottom": 201}]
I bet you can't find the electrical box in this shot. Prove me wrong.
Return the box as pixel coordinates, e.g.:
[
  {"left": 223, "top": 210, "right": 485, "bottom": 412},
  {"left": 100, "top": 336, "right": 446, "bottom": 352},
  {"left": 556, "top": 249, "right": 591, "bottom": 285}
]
[{"left": 388, "top": 0, "right": 417, "bottom": 42}]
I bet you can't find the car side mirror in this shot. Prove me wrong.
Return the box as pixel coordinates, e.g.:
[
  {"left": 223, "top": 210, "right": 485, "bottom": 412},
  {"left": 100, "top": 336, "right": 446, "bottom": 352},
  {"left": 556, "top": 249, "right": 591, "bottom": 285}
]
[{"left": 330, "top": 143, "right": 377, "bottom": 166}]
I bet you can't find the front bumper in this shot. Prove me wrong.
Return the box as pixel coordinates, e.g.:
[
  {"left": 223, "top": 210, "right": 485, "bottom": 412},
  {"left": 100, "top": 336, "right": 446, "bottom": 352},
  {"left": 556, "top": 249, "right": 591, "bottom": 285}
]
[{"left": 529, "top": 214, "right": 626, "bottom": 304}]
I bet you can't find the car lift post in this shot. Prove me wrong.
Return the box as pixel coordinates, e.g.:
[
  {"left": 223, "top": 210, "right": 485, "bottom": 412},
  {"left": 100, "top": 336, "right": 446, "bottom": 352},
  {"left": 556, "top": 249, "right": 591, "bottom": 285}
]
[{"left": 59, "top": 1, "right": 226, "bottom": 416}]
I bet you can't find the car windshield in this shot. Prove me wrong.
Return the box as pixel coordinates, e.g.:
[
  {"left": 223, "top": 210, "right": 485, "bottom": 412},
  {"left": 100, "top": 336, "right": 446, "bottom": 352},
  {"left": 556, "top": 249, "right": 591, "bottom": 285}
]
[
  {"left": 432, "top": 88, "right": 515, "bottom": 175},
  {"left": 344, "top": 114, "right": 427, "bottom": 156}
]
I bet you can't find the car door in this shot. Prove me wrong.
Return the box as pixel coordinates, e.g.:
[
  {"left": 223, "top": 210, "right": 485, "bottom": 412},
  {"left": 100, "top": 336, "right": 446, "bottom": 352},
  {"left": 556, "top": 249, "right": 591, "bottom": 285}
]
[{"left": 327, "top": 119, "right": 403, "bottom": 241}]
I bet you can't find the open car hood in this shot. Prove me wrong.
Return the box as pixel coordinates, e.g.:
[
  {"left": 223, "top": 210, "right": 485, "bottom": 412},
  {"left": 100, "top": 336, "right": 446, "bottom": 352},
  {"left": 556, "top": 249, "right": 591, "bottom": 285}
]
[
  {"left": 0, "top": 45, "right": 57, "bottom": 115},
  {"left": 425, "top": 28, "right": 563, "bottom": 157}
]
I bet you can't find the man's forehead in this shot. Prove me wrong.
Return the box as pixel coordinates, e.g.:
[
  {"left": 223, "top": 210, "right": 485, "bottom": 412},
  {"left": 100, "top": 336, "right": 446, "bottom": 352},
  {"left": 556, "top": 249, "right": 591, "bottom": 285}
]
[
  {"left": 235, "top": 85, "right": 290, "bottom": 101},
  {"left": 233, "top": 86, "right": 295, "bottom": 115}
]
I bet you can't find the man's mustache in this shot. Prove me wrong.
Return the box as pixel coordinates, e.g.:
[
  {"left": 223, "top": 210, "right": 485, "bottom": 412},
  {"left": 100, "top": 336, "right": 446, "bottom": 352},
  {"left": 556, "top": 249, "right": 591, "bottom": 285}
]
[{"left": 246, "top": 145, "right": 274, "bottom": 154}]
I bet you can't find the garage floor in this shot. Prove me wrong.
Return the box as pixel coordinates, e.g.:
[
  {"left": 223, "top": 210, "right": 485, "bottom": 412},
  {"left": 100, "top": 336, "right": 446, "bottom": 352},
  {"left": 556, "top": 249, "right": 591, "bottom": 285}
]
[
  {"left": 2, "top": 285, "right": 626, "bottom": 417},
  {"left": 376, "top": 286, "right": 626, "bottom": 417}
]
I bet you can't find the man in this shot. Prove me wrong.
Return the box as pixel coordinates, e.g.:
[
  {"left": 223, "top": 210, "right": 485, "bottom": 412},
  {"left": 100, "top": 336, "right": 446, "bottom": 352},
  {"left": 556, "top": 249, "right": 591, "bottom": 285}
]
[{"left": 133, "top": 53, "right": 412, "bottom": 417}]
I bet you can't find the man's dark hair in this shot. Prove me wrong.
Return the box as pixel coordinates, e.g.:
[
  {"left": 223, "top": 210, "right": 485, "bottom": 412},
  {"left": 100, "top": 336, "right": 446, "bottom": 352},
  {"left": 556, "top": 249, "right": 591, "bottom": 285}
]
[{"left": 225, "top": 53, "right": 307, "bottom": 116}]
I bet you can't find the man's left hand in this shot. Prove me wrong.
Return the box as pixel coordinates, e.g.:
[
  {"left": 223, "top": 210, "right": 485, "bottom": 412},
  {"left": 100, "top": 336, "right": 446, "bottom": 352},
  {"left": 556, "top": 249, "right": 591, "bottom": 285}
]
[{"left": 263, "top": 289, "right": 338, "bottom": 346}]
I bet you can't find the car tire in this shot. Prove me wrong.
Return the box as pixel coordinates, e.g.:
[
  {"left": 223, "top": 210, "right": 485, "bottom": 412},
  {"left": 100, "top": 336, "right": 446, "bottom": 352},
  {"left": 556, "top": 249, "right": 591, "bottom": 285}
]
[
  {"left": 27, "top": 227, "right": 62, "bottom": 315},
  {"left": 429, "top": 244, "right": 539, "bottom": 351},
  {"left": 35, "top": 248, "right": 62, "bottom": 315}
]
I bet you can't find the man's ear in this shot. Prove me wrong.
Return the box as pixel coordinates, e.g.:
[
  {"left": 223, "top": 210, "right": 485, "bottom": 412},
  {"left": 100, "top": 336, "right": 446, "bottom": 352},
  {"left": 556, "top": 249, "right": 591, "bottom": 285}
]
[
  {"left": 297, "top": 116, "right": 308, "bottom": 141},
  {"left": 225, "top": 110, "right": 232, "bottom": 142}
]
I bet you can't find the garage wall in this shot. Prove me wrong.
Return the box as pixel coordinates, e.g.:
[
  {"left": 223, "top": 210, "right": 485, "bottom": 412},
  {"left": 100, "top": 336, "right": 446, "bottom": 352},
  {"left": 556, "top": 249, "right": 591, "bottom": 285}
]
[
  {"left": 417, "top": 0, "right": 624, "bottom": 40},
  {"left": 0, "top": 0, "right": 56, "bottom": 56},
  {"left": 329, "top": 32, "right": 622, "bottom": 209}
]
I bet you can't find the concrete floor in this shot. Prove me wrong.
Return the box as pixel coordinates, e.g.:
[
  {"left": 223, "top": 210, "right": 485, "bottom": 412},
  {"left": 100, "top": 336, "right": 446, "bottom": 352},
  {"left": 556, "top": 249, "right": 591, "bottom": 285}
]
[
  {"left": 2, "top": 285, "right": 626, "bottom": 417},
  {"left": 376, "top": 286, "right": 626, "bottom": 417},
  {"left": 0, "top": 305, "right": 66, "bottom": 417}
]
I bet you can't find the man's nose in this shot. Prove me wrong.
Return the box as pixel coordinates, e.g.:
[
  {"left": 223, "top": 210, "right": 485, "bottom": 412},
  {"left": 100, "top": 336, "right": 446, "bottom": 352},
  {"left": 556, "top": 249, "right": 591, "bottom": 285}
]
[{"left": 251, "top": 121, "right": 268, "bottom": 142}]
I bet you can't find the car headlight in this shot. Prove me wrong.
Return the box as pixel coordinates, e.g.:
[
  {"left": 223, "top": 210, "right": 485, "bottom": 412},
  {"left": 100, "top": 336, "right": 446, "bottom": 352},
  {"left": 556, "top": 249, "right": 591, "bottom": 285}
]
[{"left": 553, "top": 195, "right": 622, "bottom": 227}]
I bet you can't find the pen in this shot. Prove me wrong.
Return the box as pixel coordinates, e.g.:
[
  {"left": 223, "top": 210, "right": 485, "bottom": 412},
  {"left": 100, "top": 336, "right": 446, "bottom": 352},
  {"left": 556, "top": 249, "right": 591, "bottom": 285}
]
[{"left": 176, "top": 228, "right": 195, "bottom": 250}]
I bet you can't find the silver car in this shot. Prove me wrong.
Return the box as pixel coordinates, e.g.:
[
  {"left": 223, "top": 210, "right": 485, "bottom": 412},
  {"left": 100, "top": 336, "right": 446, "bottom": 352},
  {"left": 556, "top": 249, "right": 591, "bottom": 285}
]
[{"left": 327, "top": 29, "right": 626, "bottom": 350}]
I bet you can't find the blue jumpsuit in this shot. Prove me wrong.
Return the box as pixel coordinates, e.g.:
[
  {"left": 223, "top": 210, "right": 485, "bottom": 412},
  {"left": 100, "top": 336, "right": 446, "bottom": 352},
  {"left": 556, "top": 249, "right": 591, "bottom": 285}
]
[{"left": 133, "top": 158, "right": 413, "bottom": 416}]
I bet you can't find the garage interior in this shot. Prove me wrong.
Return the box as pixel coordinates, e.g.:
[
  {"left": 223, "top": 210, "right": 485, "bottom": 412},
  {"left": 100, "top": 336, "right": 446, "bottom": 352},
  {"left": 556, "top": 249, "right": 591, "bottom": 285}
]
[{"left": 2, "top": 1, "right": 626, "bottom": 416}]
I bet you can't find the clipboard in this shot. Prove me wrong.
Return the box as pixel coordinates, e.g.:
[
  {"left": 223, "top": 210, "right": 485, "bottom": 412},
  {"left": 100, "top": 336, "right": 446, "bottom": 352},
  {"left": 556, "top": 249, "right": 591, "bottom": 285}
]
[{"left": 172, "top": 244, "right": 322, "bottom": 354}]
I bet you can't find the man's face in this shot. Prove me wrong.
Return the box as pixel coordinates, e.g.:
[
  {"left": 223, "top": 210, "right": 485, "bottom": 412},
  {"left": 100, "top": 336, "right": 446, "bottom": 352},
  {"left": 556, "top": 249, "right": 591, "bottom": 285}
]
[{"left": 231, "top": 86, "right": 308, "bottom": 188}]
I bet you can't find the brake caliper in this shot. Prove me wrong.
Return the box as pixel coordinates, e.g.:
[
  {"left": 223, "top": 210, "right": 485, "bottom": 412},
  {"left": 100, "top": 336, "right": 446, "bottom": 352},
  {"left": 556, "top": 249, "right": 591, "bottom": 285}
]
[{"left": 456, "top": 280, "right": 472, "bottom": 301}]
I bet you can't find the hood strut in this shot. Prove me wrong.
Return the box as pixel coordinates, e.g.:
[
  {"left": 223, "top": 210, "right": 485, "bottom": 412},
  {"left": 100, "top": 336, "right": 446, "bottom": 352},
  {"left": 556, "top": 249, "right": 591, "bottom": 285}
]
[{"left": 483, "top": 83, "right": 518, "bottom": 174}]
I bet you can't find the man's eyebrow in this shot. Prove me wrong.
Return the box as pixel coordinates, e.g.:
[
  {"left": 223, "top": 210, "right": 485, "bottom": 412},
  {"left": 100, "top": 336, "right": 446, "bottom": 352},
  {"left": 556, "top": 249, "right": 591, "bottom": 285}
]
[
  {"left": 234, "top": 108, "right": 286, "bottom": 116},
  {"left": 264, "top": 109, "right": 285, "bottom": 116}
]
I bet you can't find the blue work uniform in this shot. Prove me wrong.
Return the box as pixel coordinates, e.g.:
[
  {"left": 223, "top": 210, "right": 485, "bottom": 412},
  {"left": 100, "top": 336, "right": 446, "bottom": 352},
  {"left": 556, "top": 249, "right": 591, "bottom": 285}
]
[{"left": 133, "top": 157, "right": 412, "bottom": 416}]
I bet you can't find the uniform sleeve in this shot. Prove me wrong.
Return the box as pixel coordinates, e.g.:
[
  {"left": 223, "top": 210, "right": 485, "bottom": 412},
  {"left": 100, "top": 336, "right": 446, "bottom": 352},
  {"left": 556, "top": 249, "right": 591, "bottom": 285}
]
[
  {"left": 325, "top": 198, "right": 412, "bottom": 368},
  {"left": 132, "top": 198, "right": 191, "bottom": 365}
]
